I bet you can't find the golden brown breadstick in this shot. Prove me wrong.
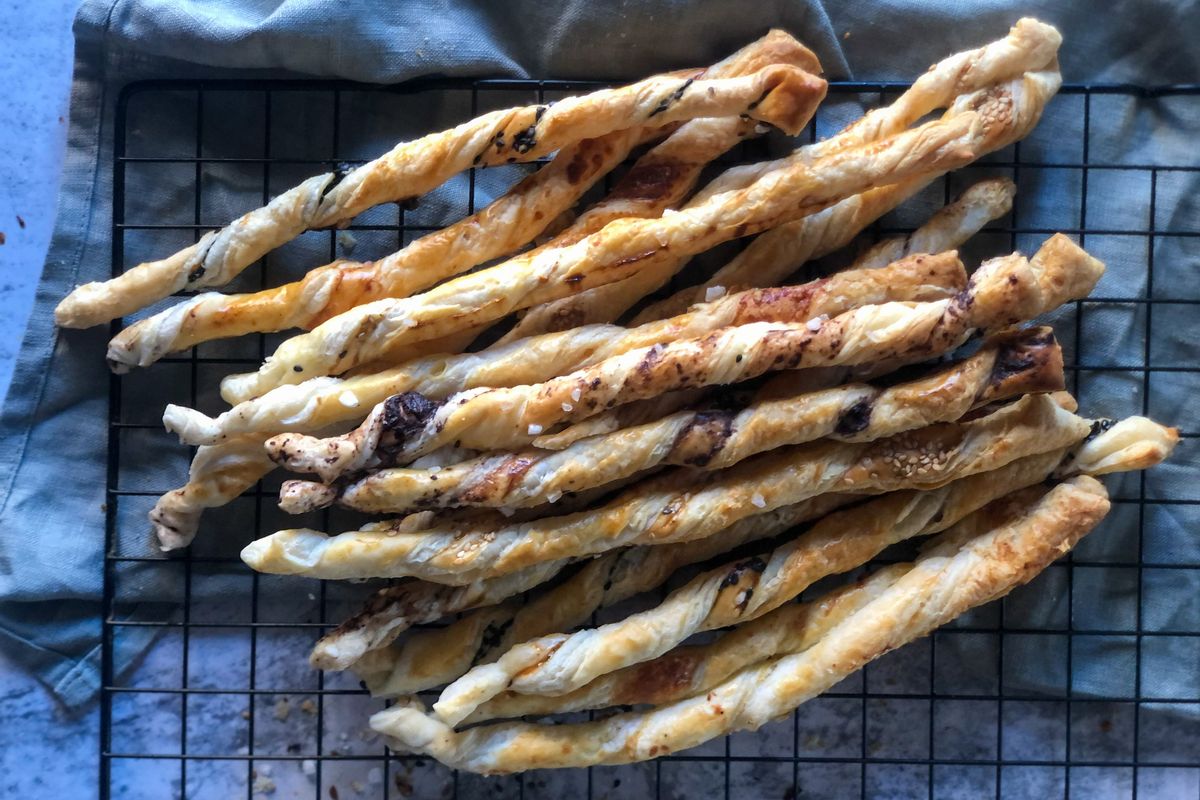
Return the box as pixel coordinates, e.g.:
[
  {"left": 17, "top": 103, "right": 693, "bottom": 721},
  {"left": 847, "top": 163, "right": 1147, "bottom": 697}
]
[
  {"left": 370, "top": 475, "right": 1110, "bottom": 772},
  {"left": 241, "top": 393, "right": 1093, "bottom": 582},
  {"left": 350, "top": 494, "right": 854, "bottom": 684},
  {"left": 289, "top": 326, "right": 1060, "bottom": 514},
  {"left": 633, "top": 175, "right": 1016, "bottom": 325},
  {"left": 107, "top": 31, "right": 815, "bottom": 366},
  {"left": 217, "top": 79, "right": 1021, "bottom": 403},
  {"left": 152, "top": 251, "right": 949, "bottom": 548},
  {"left": 436, "top": 414, "right": 1175, "bottom": 724},
  {"left": 357, "top": 414, "right": 1175, "bottom": 693},
  {"left": 265, "top": 233, "right": 1099, "bottom": 480},
  {"left": 504, "top": 15, "right": 1059, "bottom": 338},
  {"left": 62, "top": 58, "right": 825, "bottom": 330}
]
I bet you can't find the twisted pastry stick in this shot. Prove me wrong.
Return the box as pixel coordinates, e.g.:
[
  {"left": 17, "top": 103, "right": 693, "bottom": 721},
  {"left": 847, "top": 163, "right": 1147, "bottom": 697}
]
[
  {"left": 287, "top": 325, "right": 1060, "bottom": 514},
  {"left": 370, "top": 475, "right": 1111, "bottom": 772},
  {"left": 268, "top": 249, "right": 967, "bottom": 483},
  {"left": 168, "top": 250, "right": 957, "bottom": 448},
  {"left": 54, "top": 175, "right": 331, "bottom": 329},
  {"left": 633, "top": 176, "right": 1016, "bottom": 325},
  {"left": 437, "top": 416, "right": 1175, "bottom": 724},
  {"left": 356, "top": 414, "right": 1176, "bottom": 694},
  {"left": 504, "top": 15, "right": 1058, "bottom": 338},
  {"left": 218, "top": 78, "right": 1019, "bottom": 404},
  {"left": 348, "top": 494, "right": 854, "bottom": 682},
  {"left": 106, "top": 31, "right": 811, "bottom": 367},
  {"left": 61, "top": 59, "right": 824, "bottom": 331},
  {"left": 266, "top": 232, "right": 1100, "bottom": 480},
  {"left": 150, "top": 253, "right": 948, "bottom": 549},
  {"left": 463, "top": 564, "right": 910, "bottom": 722},
  {"left": 242, "top": 393, "right": 1094, "bottom": 582},
  {"left": 307, "top": 560, "right": 570, "bottom": 672},
  {"left": 149, "top": 435, "right": 276, "bottom": 552}
]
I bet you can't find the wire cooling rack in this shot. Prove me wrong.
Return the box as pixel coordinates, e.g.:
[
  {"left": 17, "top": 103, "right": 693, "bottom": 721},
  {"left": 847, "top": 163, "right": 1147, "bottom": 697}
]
[{"left": 101, "top": 79, "right": 1200, "bottom": 799}]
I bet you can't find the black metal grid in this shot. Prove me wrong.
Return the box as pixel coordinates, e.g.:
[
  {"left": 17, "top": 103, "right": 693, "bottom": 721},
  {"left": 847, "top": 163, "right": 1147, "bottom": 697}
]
[{"left": 100, "top": 79, "right": 1200, "bottom": 799}]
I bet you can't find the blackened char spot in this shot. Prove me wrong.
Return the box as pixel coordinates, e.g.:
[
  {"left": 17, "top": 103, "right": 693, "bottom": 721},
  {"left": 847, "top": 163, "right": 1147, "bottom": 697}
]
[
  {"left": 512, "top": 123, "right": 538, "bottom": 154},
  {"left": 672, "top": 409, "right": 737, "bottom": 466},
  {"left": 990, "top": 329, "right": 1056, "bottom": 385},
  {"left": 746, "top": 86, "right": 772, "bottom": 110},
  {"left": 718, "top": 556, "right": 767, "bottom": 590},
  {"left": 381, "top": 391, "right": 441, "bottom": 442},
  {"left": 647, "top": 78, "right": 694, "bottom": 118},
  {"left": 471, "top": 616, "right": 515, "bottom": 666},
  {"left": 1085, "top": 418, "right": 1116, "bottom": 442},
  {"left": 834, "top": 397, "right": 874, "bottom": 436}
]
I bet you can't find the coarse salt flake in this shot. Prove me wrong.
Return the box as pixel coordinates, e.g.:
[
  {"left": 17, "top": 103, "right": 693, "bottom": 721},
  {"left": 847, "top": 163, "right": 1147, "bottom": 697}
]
[
  {"left": 806, "top": 315, "right": 828, "bottom": 332},
  {"left": 704, "top": 285, "right": 726, "bottom": 302},
  {"left": 338, "top": 390, "right": 360, "bottom": 407},
  {"left": 527, "top": 423, "right": 544, "bottom": 435},
  {"left": 570, "top": 388, "right": 582, "bottom": 402},
  {"left": 751, "top": 492, "right": 767, "bottom": 508},
  {"left": 561, "top": 402, "right": 573, "bottom": 413}
]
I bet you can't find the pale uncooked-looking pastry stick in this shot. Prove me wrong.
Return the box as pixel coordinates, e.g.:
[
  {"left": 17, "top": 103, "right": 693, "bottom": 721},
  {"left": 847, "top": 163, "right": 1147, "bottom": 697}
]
[
  {"left": 287, "top": 325, "right": 1061, "bottom": 514},
  {"left": 356, "top": 414, "right": 1176, "bottom": 693},
  {"left": 217, "top": 78, "right": 1022, "bottom": 404},
  {"left": 61, "top": 59, "right": 825, "bottom": 331},
  {"left": 437, "top": 416, "right": 1176, "bottom": 725},
  {"left": 241, "top": 393, "right": 1094, "bottom": 582},
  {"left": 265, "top": 233, "right": 1100, "bottom": 480},
  {"left": 267, "top": 250, "right": 967, "bottom": 482},
  {"left": 346, "top": 494, "right": 855, "bottom": 682},
  {"left": 150, "top": 435, "right": 276, "bottom": 552},
  {"left": 149, "top": 251, "right": 955, "bottom": 549},
  {"left": 504, "top": 15, "right": 1059, "bottom": 339},
  {"left": 633, "top": 176, "right": 1016, "bottom": 325},
  {"left": 107, "top": 30, "right": 811, "bottom": 367},
  {"left": 371, "top": 476, "right": 1111, "bottom": 772}
]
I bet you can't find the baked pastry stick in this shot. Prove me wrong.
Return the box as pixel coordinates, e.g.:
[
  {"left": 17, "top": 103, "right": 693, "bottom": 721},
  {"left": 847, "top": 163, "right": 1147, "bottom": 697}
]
[
  {"left": 356, "top": 414, "right": 1176, "bottom": 695},
  {"left": 437, "top": 416, "right": 1175, "bottom": 725},
  {"left": 151, "top": 435, "right": 276, "bottom": 552},
  {"left": 371, "top": 476, "right": 1109, "bottom": 772},
  {"left": 284, "top": 325, "right": 1061, "bottom": 514},
  {"left": 267, "top": 250, "right": 967, "bottom": 482},
  {"left": 633, "top": 176, "right": 1016, "bottom": 325},
  {"left": 106, "top": 32, "right": 815, "bottom": 368},
  {"left": 58, "top": 57, "right": 825, "bottom": 330},
  {"left": 466, "top": 564, "right": 910, "bottom": 722},
  {"left": 504, "top": 15, "right": 1059, "bottom": 338},
  {"left": 241, "top": 393, "right": 1093, "bottom": 582},
  {"left": 341, "top": 494, "right": 856, "bottom": 679},
  {"left": 164, "top": 248, "right": 949, "bottom": 447},
  {"left": 147, "top": 251, "right": 958, "bottom": 549},
  {"left": 217, "top": 74, "right": 1027, "bottom": 404},
  {"left": 265, "top": 233, "right": 1101, "bottom": 479}
]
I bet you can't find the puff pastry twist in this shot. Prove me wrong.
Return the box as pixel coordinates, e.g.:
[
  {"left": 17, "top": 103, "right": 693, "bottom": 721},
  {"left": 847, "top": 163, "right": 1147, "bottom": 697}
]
[
  {"left": 265, "top": 234, "right": 1100, "bottom": 480},
  {"left": 370, "top": 475, "right": 1110, "bottom": 772},
  {"left": 284, "top": 325, "right": 1060, "bottom": 513},
  {"left": 62, "top": 57, "right": 825, "bottom": 331}
]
